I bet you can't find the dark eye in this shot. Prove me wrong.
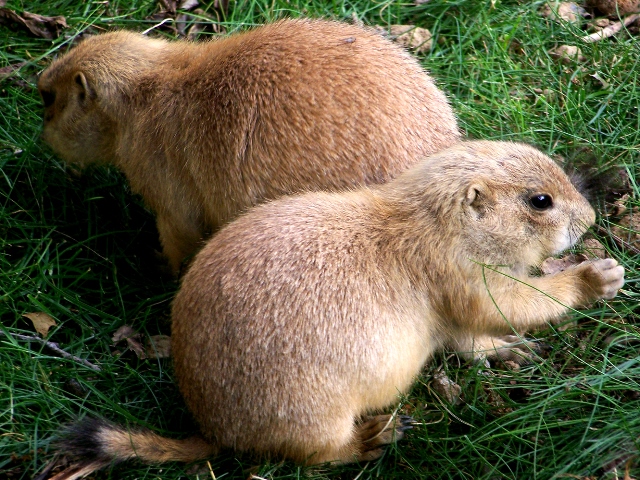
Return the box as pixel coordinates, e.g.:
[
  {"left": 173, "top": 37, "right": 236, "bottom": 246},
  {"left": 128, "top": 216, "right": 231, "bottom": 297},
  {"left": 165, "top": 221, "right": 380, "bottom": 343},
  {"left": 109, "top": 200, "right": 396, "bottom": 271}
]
[
  {"left": 41, "top": 90, "right": 55, "bottom": 108},
  {"left": 529, "top": 194, "right": 553, "bottom": 210}
]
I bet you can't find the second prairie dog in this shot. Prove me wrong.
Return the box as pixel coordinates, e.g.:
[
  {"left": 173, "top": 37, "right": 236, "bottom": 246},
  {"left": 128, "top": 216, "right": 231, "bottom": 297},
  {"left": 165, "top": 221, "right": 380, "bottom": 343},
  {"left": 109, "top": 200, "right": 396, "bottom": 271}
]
[
  {"left": 50, "top": 141, "right": 624, "bottom": 477},
  {"left": 37, "top": 18, "right": 460, "bottom": 274}
]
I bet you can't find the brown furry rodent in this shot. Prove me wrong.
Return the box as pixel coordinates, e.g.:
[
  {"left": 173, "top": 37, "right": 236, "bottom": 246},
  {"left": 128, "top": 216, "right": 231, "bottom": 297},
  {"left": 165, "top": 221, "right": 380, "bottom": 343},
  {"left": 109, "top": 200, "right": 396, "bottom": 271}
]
[
  {"left": 45, "top": 141, "right": 624, "bottom": 479},
  {"left": 37, "top": 18, "right": 460, "bottom": 274}
]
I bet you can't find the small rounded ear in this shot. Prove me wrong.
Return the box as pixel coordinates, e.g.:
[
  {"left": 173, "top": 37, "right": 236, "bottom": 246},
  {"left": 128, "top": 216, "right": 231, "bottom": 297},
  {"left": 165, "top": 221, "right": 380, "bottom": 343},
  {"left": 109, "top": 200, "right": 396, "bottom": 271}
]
[
  {"left": 464, "top": 182, "right": 488, "bottom": 218},
  {"left": 74, "top": 72, "right": 93, "bottom": 102}
]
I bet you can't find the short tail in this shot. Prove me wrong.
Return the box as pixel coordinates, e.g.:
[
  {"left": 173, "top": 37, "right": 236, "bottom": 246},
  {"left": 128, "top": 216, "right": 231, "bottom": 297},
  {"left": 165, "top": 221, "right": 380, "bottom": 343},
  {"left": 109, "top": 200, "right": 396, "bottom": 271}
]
[{"left": 39, "top": 417, "right": 217, "bottom": 480}]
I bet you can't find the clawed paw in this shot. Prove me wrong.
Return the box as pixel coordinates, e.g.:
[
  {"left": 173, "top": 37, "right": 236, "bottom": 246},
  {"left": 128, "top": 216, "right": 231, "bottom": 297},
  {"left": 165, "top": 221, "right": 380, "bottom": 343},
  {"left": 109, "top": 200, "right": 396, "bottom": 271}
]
[
  {"left": 578, "top": 258, "right": 625, "bottom": 302},
  {"left": 356, "top": 414, "right": 416, "bottom": 461}
]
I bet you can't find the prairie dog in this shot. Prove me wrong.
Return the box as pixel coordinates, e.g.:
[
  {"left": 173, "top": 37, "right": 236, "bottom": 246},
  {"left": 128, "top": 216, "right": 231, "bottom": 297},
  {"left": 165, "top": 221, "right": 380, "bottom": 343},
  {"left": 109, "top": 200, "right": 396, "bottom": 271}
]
[
  {"left": 47, "top": 141, "right": 624, "bottom": 479},
  {"left": 37, "top": 19, "right": 460, "bottom": 274}
]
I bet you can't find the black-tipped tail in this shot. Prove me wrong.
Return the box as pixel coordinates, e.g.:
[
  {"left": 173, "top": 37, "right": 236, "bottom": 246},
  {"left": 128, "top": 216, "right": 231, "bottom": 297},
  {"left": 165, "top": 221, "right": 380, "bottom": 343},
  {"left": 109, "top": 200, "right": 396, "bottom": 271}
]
[{"left": 36, "top": 417, "right": 218, "bottom": 480}]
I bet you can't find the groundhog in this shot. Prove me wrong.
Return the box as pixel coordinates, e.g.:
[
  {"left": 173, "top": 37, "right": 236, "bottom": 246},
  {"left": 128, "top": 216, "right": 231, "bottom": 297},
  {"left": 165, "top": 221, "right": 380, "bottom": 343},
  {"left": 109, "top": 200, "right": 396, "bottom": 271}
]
[
  {"left": 43, "top": 141, "right": 624, "bottom": 479},
  {"left": 37, "top": 18, "right": 460, "bottom": 274}
]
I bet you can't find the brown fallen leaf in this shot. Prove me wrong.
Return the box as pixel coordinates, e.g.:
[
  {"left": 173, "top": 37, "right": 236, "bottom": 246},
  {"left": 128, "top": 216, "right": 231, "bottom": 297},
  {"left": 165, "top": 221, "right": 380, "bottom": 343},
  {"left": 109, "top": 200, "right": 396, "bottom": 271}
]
[
  {"left": 150, "top": 0, "right": 225, "bottom": 38},
  {"left": 610, "top": 207, "right": 640, "bottom": 250},
  {"left": 177, "top": 9, "right": 224, "bottom": 38},
  {"left": 146, "top": 334, "right": 172, "bottom": 358},
  {"left": 582, "top": 237, "right": 609, "bottom": 259},
  {"left": 541, "top": 2, "right": 589, "bottom": 23},
  {"left": 180, "top": 0, "right": 200, "bottom": 9},
  {"left": 159, "top": 0, "right": 177, "bottom": 15},
  {"left": 607, "top": 193, "right": 630, "bottom": 217},
  {"left": 0, "top": 61, "right": 29, "bottom": 88},
  {"left": 431, "top": 370, "right": 462, "bottom": 405},
  {"left": 540, "top": 254, "right": 588, "bottom": 275},
  {"left": 590, "top": 17, "right": 614, "bottom": 30},
  {"left": 0, "top": 61, "right": 25, "bottom": 79},
  {"left": 0, "top": 8, "right": 67, "bottom": 39},
  {"left": 388, "top": 25, "right": 433, "bottom": 54},
  {"left": 23, "top": 312, "right": 57, "bottom": 337},
  {"left": 112, "top": 325, "right": 146, "bottom": 359}
]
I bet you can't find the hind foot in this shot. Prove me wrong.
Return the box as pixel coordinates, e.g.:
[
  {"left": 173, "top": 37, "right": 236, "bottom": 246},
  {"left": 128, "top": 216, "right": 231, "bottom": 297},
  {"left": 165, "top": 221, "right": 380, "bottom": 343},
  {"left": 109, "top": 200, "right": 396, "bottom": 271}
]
[
  {"left": 354, "top": 414, "right": 415, "bottom": 462},
  {"left": 305, "top": 413, "right": 415, "bottom": 465}
]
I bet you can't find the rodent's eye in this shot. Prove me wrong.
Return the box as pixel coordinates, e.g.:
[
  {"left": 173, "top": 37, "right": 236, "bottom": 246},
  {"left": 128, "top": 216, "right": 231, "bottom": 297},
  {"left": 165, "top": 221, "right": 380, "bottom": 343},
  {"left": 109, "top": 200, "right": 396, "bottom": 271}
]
[
  {"left": 40, "top": 90, "right": 55, "bottom": 108},
  {"left": 529, "top": 194, "right": 553, "bottom": 211}
]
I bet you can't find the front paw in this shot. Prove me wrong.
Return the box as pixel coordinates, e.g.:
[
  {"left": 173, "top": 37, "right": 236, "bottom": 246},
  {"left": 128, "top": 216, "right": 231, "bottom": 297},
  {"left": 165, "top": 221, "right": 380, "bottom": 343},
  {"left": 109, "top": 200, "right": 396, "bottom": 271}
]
[{"left": 577, "top": 258, "right": 625, "bottom": 303}]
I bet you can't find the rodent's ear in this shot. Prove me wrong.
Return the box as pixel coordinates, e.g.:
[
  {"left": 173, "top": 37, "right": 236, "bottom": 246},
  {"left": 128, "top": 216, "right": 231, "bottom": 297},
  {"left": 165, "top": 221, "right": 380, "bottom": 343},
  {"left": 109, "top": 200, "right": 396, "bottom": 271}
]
[
  {"left": 74, "top": 72, "right": 94, "bottom": 102},
  {"left": 464, "top": 183, "right": 488, "bottom": 218}
]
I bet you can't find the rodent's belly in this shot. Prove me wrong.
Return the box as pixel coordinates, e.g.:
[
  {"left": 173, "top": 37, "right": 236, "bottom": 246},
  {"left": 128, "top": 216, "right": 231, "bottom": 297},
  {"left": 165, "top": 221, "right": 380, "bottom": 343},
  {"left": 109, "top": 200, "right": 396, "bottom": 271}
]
[{"left": 356, "top": 317, "right": 435, "bottom": 412}]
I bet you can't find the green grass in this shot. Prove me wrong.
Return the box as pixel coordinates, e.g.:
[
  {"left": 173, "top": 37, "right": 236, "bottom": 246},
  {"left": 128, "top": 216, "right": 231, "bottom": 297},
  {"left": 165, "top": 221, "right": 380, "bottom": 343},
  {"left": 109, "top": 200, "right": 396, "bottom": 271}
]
[{"left": 1, "top": 1, "right": 639, "bottom": 479}]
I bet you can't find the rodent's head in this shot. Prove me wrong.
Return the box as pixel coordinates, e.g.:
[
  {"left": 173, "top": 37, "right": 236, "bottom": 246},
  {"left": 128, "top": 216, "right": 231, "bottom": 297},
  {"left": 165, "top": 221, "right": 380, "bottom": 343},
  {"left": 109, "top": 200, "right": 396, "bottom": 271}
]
[
  {"left": 37, "top": 31, "right": 166, "bottom": 166},
  {"left": 392, "top": 141, "right": 596, "bottom": 268}
]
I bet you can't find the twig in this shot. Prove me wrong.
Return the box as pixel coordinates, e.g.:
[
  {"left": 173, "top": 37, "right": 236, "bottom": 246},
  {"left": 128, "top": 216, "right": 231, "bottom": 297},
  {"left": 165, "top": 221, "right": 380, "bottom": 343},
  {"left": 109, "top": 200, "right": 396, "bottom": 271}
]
[
  {"left": 582, "top": 14, "right": 640, "bottom": 43},
  {"left": 0, "top": 330, "right": 101, "bottom": 371},
  {"left": 594, "top": 224, "right": 640, "bottom": 256}
]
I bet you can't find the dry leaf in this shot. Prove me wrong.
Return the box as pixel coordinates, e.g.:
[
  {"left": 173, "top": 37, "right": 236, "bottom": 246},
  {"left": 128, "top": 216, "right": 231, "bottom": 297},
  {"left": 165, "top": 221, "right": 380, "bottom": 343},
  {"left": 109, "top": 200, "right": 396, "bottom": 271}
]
[
  {"left": 0, "top": 8, "right": 67, "bottom": 39},
  {"left": 23, "top": 312, "right": 57, "bottom": 337},
  {"left": 151, "top": 2, "right": 224, "bottom": 38},
  {"left": 541, "top": 2, "right": 589, "bottom": 23},
  {"left": 549, "top": 45, "right": 586, "bottom": 63},
  {"left": 431, "top": 370, "right": 462, "bottom": 405},
  {"left": 146, "top": 334, "right": 172, "bottom": 358},
  {"left": 112, "top": 324, "right": 137, "bottom": 343},
  {"left": 179, "top": 0, "right": 199, "bottom": 9},
  {"left": 389, "top": 25, "right": 433, "bottom": 54},
  {"left": 609, "top": 193, "right": 631, "bottom": 217},
  {"left": 0, "top": 61, "right": 29, "bottom": 88},
  {"left": 611, "top": 207, "right": 640, "bottom": 249},
  {"left": 591, "top": 17, "right": 613, "bottom": 29},
  {"left": 0, "top": 61, "right": 25, "bottom": 79},
  {"left": 159, "top": 0, "right": 177, "bottom": 15},
  {"left": 540, "top": 254, "right": 588, "bottom": 275},
  {"left": 112, "top": 325, "right": 147, "bottom": 359},
  {"left": 582, "top": 237, "right": 609, "bottom": 258}
]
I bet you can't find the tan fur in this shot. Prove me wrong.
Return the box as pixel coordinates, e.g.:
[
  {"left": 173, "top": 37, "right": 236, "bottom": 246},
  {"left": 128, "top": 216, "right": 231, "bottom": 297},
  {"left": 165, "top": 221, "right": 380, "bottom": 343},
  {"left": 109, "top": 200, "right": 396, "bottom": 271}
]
[
  {"left": 45, "top": 420, "right": 217, "bottom": 480},
  {"left": 44, "top": 141, "right": 624, "bottom": 479},
  {"left": 96, "top": 427, "right": 215, "bottom": 463},
  {"left": 37, "top": 19, "right": 460, "bottom": 274},
  {"left": 170, "top": 140, "right": 623, "bottom": 463}
]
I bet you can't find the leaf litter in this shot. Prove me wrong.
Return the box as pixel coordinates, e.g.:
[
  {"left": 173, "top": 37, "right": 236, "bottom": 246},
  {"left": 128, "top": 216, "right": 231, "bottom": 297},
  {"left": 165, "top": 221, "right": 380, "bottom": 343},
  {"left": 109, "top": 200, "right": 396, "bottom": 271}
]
[
  {"left": 0, "top": 6, "right": 67, "bottom": 39},
  {"left": 541, "top": 1, "right": 640, "bottom": 63},
  {"left": 23, "top": 312, "right": 57, "bottom": 337},
  {"left": 112, "top": 325, "right": 172, "bottom": 359},
  {"left": 148, "top": 0, "right": 228, "bottom": 39}
]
